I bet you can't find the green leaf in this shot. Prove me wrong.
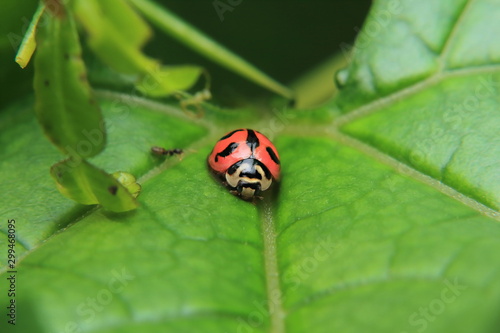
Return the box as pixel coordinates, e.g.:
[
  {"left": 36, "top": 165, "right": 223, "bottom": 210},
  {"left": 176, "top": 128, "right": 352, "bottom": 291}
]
[
  {"left": 72, "top": 0, "right": 204, "bottom": 96},
  {"left": 34, "top": 8, "right": 105, "bottom": 158},
  {"left": 112, "top": 171, "right": 142, "bottom": 198},
  {"left": 72, "top": 0, "right": 157, "bottom": 74},
  {"left": 50, "top": 157, "right": 139, "bottom": 212},
  {"left": 340, "top": 72, "right": 500, "bottom": 210},
  {"left": 274, "top": 136, "right": 500, "bottom": 333},
  {"left": 98, "top": 0, "right": 152, "bottom": 49},
  {"left": 136, "top": 65, "right": 204, "bottom": 97},
  {"left": 333, "top": 0, "right": 462, "bottom": 111},
  {"left": 15, "top": 2, "right": 44, "bottom": 68},
  {"left": 0, "top": 0, "right": 39, "bottom": 106},
  {"left": 2, "top": 0, "right": 500, "bottom": 332},
  {"left": 336, "top": 0, "right": 500, "bottom": 210},
  {"left": 0, "top": 93, "right": 207, "bottom": 260}
]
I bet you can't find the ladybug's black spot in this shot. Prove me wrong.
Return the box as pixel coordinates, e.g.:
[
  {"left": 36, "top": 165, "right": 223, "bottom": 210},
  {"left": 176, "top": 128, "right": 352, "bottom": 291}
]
[
  {"left": 229, "top": 158, "right": 271, "bottom": 180},
  {"left": 219, "top": 129, "right": 243, "bottom": 141},
  {"left": 215, "top": 142, "right": 239, "bottom": 162},
  {"left": 246, "top": 129, "right": 259, "bottom": 151},
  {"left": 227, "top": 159, "right": 243, "bottom": 175},
  {"left": 239, "top": 182, "right": 261, "bottom": 191},
  {"left": 240, "top": 168, "right": 262, "bottom": 180},
  {"left": 258, "top": 160, "right": 272, "bottom": 180},
  {"left": 266, "top": 146, "right": 280, "bottom": 165},
  {"left": 108, "top": 185, "right": 118, "bottom": 195},
  {"left": 234, "top": 159, "right": 262, "bottom": 180},
  {"left": 240, "top": 182, "right": 260, "bottom": 190}
]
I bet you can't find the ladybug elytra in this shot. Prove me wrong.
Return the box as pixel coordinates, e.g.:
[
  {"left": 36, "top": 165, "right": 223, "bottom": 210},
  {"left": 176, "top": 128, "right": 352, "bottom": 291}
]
[{"left": 208, "top": 129, "right": 280, "bottom": 200}]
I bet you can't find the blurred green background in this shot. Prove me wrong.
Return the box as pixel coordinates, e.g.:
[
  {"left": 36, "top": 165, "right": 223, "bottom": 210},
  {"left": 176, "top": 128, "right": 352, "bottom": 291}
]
[{"left": 0, "top": 0, "right": 370, "bottom": 108}]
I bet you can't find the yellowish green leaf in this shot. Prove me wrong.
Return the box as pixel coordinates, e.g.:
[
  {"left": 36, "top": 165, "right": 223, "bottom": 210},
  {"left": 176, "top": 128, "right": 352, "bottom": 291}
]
[
  {"left": 15, "top": 2, "right": 44, "bottom": 68},
  {"left": 51, "top": 157, "right": 138, "bottom": 212}
]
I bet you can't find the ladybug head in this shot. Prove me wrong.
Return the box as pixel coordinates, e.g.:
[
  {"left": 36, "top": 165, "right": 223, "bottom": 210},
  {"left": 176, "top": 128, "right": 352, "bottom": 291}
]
[
  {"left": 226, "top": 158, "right": 272, "bottom": 200},
  {"left": 236, "top": 180, "right": 262, "bottom": 200}
]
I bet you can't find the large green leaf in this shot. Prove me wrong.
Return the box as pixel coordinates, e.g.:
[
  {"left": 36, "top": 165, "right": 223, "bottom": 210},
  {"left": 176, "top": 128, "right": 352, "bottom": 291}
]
[
  {"left": 335, "top": 0, "right": 500, "bottom": 210},
  {"left": 1, "top": 0, "right": 500, "bottom": 332}
]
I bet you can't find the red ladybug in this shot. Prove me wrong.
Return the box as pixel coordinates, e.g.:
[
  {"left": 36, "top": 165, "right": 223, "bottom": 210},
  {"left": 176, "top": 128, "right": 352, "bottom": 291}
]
[{"left": 208, "top": 129, "right": 280, "bottom": 200}]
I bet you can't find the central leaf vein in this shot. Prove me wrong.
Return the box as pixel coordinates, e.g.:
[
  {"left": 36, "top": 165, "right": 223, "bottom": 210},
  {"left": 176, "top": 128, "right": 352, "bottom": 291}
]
[{"left": 260, "top": 200, "right": 286, "bottom": 333}]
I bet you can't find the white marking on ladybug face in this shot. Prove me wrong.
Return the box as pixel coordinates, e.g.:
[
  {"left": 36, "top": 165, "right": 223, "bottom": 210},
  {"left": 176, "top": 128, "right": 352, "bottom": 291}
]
[
  {"left": 225, "top": 159, "right": 272, "bottom": 198},
  {"left": 240, "top": 186, "right": 256, "bottom": 198}
]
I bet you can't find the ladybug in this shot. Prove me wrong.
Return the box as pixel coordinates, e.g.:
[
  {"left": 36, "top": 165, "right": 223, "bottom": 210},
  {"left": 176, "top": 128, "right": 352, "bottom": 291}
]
[{"left": 208, "top": 129, "right": 281, "bottom": 200}]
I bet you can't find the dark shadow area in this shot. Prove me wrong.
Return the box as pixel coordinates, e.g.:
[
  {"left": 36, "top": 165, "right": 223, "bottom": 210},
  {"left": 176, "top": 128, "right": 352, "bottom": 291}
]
[
  {"left": 0, "top": 295, "right": 46, "bottom": 333},
  {"left": 148, "top": 0, "right": 372, "bottom": 105}
]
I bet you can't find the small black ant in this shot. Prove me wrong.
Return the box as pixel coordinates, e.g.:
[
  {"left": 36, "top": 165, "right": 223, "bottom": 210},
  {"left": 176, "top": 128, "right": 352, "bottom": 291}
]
[{"left": 151, "top": 147, "right": 183, "bottom": 157}]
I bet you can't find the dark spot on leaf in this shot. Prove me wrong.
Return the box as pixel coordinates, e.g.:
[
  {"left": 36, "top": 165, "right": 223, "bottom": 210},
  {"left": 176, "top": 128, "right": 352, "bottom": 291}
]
[
  {"left": 108, "top": 186, "right": 118, "bottom": 195},
  {"left": 44, "top": 80, "right": 50, "bottom": 87},
  {"left": 89, "top": 98, "right": 95, "bottom": 105},
  {"left": 46, "top": 0, "right": 66, "bottom": 18},
  {"left": 80, "top": 73, "right": 87, "bottom": 82},
  {"left": 64, "top": 53, "right": 69, "bottom": 60}
]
